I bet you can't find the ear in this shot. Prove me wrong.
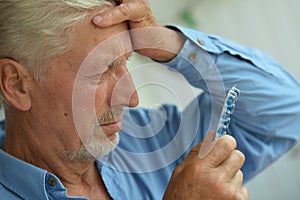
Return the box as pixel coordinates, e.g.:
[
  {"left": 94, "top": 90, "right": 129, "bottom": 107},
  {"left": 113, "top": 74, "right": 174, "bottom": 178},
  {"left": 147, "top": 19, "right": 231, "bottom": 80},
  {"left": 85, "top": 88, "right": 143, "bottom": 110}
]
[{"left": 0, "top": 58, "right": 32, "bottom": 111}]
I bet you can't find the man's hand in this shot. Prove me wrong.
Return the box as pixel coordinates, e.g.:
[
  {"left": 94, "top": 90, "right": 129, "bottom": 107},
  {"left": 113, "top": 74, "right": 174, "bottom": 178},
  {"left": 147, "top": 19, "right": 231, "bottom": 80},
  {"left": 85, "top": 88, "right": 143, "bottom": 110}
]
[
  {"left": 163, "top": 131, "right": 249, "bottom": 200},
  {"left": 92, "top": 0, "right": 186, "bottom": 62},
  {"left": 93, "top": 0, "right": 160, "bottom": 30}
]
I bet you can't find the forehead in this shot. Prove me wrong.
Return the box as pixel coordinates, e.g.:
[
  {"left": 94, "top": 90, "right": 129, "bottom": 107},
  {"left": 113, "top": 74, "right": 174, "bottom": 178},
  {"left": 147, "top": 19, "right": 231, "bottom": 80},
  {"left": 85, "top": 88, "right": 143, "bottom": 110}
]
[
  {"left": 74, "top": 15, "right": 130, "bottom": 55},
  {"left": 40, "top": 9, "right": 131, "bottom": 82},
  {"left": 60, "top": 12, "right": 131, "bottom": 72}
]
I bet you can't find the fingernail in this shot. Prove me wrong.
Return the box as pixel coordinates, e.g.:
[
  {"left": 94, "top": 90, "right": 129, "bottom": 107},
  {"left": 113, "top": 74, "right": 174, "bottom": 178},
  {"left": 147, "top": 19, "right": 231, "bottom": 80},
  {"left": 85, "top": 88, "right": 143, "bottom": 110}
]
[{"left": 93, "top": 16, "right": 102, "bottom": 24}]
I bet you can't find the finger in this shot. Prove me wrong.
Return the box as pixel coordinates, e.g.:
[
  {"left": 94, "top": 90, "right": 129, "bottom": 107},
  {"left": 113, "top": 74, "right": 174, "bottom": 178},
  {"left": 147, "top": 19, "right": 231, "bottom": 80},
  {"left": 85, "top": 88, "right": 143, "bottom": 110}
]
[
  {"left": 231, "top": 170, "right": 244, "bottom": 187},
  {"left": 223, "top": 170, "right": 245, "bottom": 199},
  {"left": 176, "top": 139, "right": 206, "bottom": 172},
  {"left": 238, "top": 187, "right": 249, "bottom": 200},
  {"left": 227, "top": 171, "right": 247, "bottom": 200},
  {"left": 93, "top": 2, "right": 146, "bottom": 27},
  {"left": 220, "top": 149, "right": 245, "bottom": 177},
  {"left": 170, "top": 141, "right": 205, "bottom": 175},
  {"left": 198, "top": 130, "right": 217, "bottom": 158},
  {"left": 205, "top": 134, "right": 237, "bottom": 167},
  {"left": 93, "top": 3, "right": 130, "bottom": 27},
  {"left": 186, "top": 140, "right": 205, "bottom": 159},
  {"left": 220, "top": 150, "right": 245, "bottom": 179}
]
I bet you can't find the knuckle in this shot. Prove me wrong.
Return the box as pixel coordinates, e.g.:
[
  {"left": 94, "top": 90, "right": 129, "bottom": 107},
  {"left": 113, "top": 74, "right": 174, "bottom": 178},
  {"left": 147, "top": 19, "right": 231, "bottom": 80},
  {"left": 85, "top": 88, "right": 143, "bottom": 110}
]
[
  {"left": 243, "top": 187, "right": 250, "bottom": 199},
  {"left": 224, "top": 135, "right": 237, "bottom": 148},
  {"left": 228, "top": 183, "right": 248, "bottom": 200},
  {"left": 212, "top": 183, "right": 224, "bottom": 195},
  {"left": 233, "top": 150, "right": 245, "bottom": 159},
  {"left": 229, "top": 191, "right": 242, "bottom": 200},
  {"left": 232, "top": 195, "right": 241, "bottom": 200},
  {"left": 184, "top": 159, "right": 208, "bottom": 177},
  {"left": 237, "top": 170, "right": 244, "bottom": 179},
  {"left": 236, "top": 187, "right": 249, "bottom": 200},
  {"left": 212, "top": 175, "right": 226, "bottom": 191},
  {"left": 219, "top": 136, "right": 236, "bottom": 155},
  {"left": 233, "top": 150, "right": 246, "bottom": 164},
  {"left": 119, "top": 4, "right": 130, "bottom": 16},
  {"left": 188, "top": 162, "right": 205, "bottom": 175},
  {"left": 235, "top": 170, "right": 244, "bottom": 184}
]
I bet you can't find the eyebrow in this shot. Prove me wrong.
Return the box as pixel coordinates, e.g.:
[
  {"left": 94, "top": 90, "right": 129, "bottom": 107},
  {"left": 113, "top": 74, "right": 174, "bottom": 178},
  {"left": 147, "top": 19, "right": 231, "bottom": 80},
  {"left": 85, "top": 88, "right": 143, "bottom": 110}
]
[
  {"left": 109, "top": 60, "right": 122, "bottom": 67},
  {"left": 109, "top": 52, "right": 132, "bottom": 67}
]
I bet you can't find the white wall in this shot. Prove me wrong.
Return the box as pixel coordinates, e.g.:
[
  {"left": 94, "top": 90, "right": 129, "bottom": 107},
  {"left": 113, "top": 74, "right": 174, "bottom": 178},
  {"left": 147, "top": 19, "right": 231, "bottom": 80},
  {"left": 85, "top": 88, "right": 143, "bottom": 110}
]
[
  {"left": 150, "top": 0, "right": 300, "bottom": 79},
  {"left": 137, "top": 0, "right": 300, "bottom": 199}
]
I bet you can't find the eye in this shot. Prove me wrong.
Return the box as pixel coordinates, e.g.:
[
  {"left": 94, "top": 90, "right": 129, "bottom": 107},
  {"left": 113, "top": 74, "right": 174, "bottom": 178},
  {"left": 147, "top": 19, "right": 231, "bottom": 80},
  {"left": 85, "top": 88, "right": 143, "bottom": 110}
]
[{"left": 95, "top": 59, "right": 123, "bottom": 84}]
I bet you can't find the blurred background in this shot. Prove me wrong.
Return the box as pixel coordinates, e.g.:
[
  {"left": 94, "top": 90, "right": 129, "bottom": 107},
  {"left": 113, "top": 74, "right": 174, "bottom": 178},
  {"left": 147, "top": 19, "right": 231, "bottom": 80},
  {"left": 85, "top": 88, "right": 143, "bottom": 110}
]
[{"left": 129, "top": 0, "right": 300, "bottom": 199}]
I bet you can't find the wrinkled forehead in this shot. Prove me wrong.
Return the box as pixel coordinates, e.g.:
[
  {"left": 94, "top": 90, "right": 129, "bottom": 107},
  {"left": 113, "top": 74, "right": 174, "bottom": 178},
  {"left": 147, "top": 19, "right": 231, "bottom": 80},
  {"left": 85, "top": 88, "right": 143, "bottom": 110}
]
[
  {"left": 40, "top": 8, "right": 131, "bottom": 81},
  {"left": 65, "top": 8, "right": 132, "bottom": 70},
  {"left": 78, "top": 29, "right": 132, "bottom": 78},
  {"left": 86, "top": 30, "right": 132, "bottom": 63}
]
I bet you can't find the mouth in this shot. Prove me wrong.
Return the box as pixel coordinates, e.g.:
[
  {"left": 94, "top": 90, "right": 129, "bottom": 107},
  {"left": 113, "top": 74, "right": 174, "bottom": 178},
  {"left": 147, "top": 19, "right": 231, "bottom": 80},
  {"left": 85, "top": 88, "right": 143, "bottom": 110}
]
[
  {"left": 100, "top": 120, "right": 122, "bottom": 129},
  {"left": 99, "top": 121, "right": 122, "bottom": 139},
  {"left": 97, "top": 108, "right": 124, "bottom": 136},
  {"left": 100, "top": 118, "right": 122, "bottom": 127}
]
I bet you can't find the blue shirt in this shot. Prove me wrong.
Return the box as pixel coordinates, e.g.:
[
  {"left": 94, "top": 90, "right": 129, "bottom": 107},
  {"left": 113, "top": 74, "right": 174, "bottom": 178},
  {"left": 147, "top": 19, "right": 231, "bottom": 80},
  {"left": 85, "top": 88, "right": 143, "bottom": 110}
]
[{"left": 1, "top": 26, "right": 300, "bottom": 200}]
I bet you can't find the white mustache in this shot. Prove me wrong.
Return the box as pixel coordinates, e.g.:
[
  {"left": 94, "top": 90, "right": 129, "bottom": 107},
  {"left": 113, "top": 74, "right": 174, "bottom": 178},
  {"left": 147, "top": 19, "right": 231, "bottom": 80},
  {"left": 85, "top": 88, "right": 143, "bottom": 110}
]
[{"left": 97, "top": 108, "right": 123, "bottom": 125}]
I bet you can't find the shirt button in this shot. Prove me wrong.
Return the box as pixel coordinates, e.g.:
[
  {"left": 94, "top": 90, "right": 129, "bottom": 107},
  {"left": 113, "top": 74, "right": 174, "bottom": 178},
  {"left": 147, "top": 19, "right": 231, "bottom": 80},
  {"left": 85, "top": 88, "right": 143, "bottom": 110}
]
[
  {"left": 189, "top": 53, "right": 199, "bottom": 62},
  {"left": 197, "top": 38, "right": 205, "bottom": 46},
  {"left": 47, "top": 177, "right": 57, "bottom": 186}
]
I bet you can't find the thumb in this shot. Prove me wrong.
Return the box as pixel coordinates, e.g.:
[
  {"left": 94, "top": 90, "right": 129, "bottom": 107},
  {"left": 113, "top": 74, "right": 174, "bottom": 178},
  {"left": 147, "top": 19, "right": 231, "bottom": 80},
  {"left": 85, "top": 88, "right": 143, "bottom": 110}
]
[
  {"left": 182, "top": 131, "right": 212, "bottom": 158},
  {"left": 198, "top": 130, "right": 217, "bottom": 159}
]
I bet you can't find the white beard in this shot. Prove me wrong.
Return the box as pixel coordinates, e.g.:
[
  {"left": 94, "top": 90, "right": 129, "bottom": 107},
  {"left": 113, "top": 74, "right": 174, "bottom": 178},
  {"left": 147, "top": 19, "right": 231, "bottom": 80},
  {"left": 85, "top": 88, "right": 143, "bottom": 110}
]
[{"left": 68, "top": 131, "right": 120, "bottom": 162}]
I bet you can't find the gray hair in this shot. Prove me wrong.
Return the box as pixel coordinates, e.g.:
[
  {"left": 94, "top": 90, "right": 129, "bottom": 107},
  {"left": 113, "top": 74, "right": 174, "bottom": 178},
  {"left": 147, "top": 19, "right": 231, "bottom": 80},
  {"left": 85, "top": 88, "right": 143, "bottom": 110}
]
[
  {"left": 0, "top": 0, "right": 112, "bottom": 107},
  {"left": 0, "top": 0, "right": 112, "bottom": 77}
]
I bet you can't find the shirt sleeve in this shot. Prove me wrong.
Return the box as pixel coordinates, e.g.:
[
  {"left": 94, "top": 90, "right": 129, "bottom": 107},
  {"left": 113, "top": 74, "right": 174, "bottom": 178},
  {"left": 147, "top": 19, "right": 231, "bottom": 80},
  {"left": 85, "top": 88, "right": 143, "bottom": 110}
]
[{"left": 162, "top": 25, "right": 300, "bottom": 182}]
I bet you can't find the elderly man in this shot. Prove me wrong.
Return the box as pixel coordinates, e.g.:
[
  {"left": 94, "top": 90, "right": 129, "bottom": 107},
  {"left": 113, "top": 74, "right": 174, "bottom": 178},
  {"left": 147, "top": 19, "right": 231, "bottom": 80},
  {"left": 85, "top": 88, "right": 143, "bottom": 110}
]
[{"left": 0, "top": 0, "right": 300, "bottom": 199}]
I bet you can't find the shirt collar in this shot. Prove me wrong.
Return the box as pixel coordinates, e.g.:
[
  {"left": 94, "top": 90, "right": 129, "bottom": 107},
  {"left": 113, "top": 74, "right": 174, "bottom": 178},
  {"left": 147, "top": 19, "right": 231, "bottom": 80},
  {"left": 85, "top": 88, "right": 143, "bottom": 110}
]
[
  {"left": 0, "top": 120, "right": 5, "bottom": 148},
  {"left": 0, "top": 119, "right": 49, "bottom": 199},
  {"left": 0, "top": 149, "right": 49, "bottom": 199},
  {"left": 0, "top": 120, "right": 120, "bottom": 200}
]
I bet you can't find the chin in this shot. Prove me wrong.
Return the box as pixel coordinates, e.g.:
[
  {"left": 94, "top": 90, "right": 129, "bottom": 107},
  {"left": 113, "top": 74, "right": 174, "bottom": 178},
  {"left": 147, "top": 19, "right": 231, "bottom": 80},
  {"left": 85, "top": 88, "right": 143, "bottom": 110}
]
[{"left": 68, "top": 132, "right": 120, "bottom": 162}]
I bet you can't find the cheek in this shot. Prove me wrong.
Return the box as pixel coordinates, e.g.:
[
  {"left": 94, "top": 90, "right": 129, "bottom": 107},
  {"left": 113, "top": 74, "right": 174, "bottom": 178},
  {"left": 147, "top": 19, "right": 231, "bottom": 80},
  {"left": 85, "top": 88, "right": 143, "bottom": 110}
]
[
  {"left": 94, "top": 84, "right": 109, "bottom": 110},
  {"left": 37, "top": 75, "right": 74, "bottom": 117},
  {"left": 72, "top": 78, "right": 110, "bottom": 119},
  {"left": 45, "top": 85, "right": 73, "bottom": 119}
]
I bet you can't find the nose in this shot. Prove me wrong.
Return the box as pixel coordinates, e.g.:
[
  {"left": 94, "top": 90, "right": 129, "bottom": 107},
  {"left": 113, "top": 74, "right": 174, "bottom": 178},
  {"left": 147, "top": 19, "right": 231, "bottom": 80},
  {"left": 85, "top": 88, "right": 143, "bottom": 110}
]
[{"left": 110, "top": 64, "right": 139, "bottom": 108}]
